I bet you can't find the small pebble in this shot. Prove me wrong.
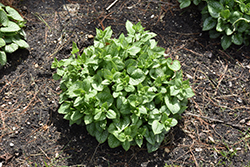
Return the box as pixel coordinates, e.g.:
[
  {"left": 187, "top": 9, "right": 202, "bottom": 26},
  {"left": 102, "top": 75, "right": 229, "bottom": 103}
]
[
  {"left": 27, "top": 122, "right": 31, "bottom": 125},
  {"left": 10, "top": 142, "right": 14, "bottom": 147},
  {"left": 195, "top": 148, "right": 203, "bottom": 152},
  {"left": 87, "top": 34, "right": 94, "bottom": 39},
  {"left": 237, "top": 98, "right": 243, "bottom": 103},
  {"left": 164, "top": 147, "right": 170, "bottom": 153}
]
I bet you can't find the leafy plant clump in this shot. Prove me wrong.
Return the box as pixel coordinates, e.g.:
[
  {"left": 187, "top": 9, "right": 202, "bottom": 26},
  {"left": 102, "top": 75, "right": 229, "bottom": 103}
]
[
  {"left": 178, "top": 0, "right": 250, "bottom": 50},
  {"left": 51, "top": 20, "right": 194, "bottom": 153},
  {"left": 0, "top": 3, "right": 29, "bottom": 66}
]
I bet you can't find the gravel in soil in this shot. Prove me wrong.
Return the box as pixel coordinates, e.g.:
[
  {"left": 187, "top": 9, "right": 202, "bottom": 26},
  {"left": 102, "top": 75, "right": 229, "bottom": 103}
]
[{"left": 0, "top": 0, "right": 250, "bottom": 166}]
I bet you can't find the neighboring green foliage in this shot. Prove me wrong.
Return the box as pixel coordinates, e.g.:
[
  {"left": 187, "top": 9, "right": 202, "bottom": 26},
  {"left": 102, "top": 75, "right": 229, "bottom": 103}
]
[
  {"left": 0, "top": 3, "right": 29, "bottom": 66},
  {"left": 178, "top": 0, "right": 250, "bottom": 50},
  {"left": 51, "top": 20, "right": 194, "bottom": 153}
]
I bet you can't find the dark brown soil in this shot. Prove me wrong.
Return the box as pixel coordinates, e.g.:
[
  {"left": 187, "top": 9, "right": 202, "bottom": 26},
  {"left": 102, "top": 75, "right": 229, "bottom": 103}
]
[{"left": 1, "top": 0, "right": 250, "bottom": 166}]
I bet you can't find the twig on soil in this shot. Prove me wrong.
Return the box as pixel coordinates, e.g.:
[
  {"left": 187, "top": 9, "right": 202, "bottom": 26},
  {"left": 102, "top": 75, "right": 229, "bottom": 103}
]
[
  {"left": 90, "top": 143, "right": 100, "bottom": 163},
  {"left": 213, "top": 62, "right": 228, "bottom": 96},
  {"left": 184, "top": 112, "right": 246, "bottom": 130},
  {"left": 183, "top": 47, "right": 204, "bottom": 57},
  {"left": 127, "top": 0, "right": 141, "bottom": 9},
  {"left": 189, "top": 146, "right": 199, "bottom": 167},
  {"left": 106, "top": 0, "right": 119, "bottom": 11},
  {"left": 38, "top": 146, "right": 50, "bottom": 160}
]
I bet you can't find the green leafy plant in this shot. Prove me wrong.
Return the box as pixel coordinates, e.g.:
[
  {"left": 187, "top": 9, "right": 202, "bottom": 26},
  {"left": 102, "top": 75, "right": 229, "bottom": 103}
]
[
  {"left": 178, "top": 0, "right": 250, "bottom": 49},
  {"left": 51, "top": 20, "right": 194, "bottom": 153},
  {"left": 0, "top": 3, "right": 29, "bottom": 66}
]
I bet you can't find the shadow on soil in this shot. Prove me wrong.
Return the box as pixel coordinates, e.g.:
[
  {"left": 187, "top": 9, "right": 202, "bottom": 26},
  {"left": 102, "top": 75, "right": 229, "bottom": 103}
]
[
  {"left": 0, "top": 49, "right": 29, "bottom": 79},
  {"left": 49, "top": 107, "right": 186, "bottom": 166}
]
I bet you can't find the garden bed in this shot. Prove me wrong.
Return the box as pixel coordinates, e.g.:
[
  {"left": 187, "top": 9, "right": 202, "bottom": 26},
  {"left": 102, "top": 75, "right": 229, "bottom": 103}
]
[{"left": 0, "top": 0, "right": 250, "bottom": 166}]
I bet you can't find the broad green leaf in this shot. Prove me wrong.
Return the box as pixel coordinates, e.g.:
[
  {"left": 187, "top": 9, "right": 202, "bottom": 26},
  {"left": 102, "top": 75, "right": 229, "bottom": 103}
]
[
  {"left": 52, "top": 73, "right": 61, "bottom": 80},
  {"left": 0, "top": 21, "right": 20, "bottom": 32},
  {"left": 13, "top": 38, "right": 29, "bottom": 48},
  {"left": 94, "top": 110, "right": 104, "bottom": 121},
  {"left": 4, "top": 43, "right": 18, "bottom": 53},
  {"left": 120, "top": 103, "right": 131, "bottom": 115},
  {"left": 225, "top": 25, "right": 234, "bottom": 35},
  {"left": 0, "top": 38, "right": 6, "bottom": 47},
  {"left": 96, "top": 130, "right": 109, "bottom": 143},
  {"left": 124, "top": 85, "right": 135, "bottom": 92},
  {"left": 58, "top": 102, "right": 71, "bottom": 114},
  {"left": 221, "top": 35, "right": 232, "bottom": 50},
  {"left": 160, "top": 105, "right": 171, "bottom": 116},
  {"left": 67, "top": 81, "right": 86, "bottom": 98},
  {"left": 84, "top": 115, "right": 93, "bottom": 125},
  {"left": 193, "top": 0, "right": 201, "bottom": 5},
  {"left": 170, "top": 86, "right": 180, "bottom": 96},
  {"left": 86, "top": 123, "right": 96, "bottom": 136},
  {"left": 155, "top": 133, "right": 165, "bottom": 143},
  {"left": 73, "top": 94, "right": 82, "bottom": 105},
  {"left": 145, "top": 130, "right": 155, "bottom": 145},
  {"left": 103, "top": 26, "right": 112, "bottom": 39},
  {"left": 97, "top": 87, "right": 114, "bottom": 107},
  {"left": 108, "top": 134, "right": 121, "bottom": 148},
  {"left": 178, "top": 0, "right": 191, "bottom": 9},
  {"left": 115, "top": 116, "right": 131, "bottom": 131},
  {"left": 184, "top": 87, "right": 195, "bottom": 98},
  {"left": 128, "top": 94, "right": 141, "bottom": 107},
  {"left": 0, "top": 9, "right": 9, "bottom": 26},
  {"left": 127, "top": 46, "right": 141, "bottom": 56},
  {"left": 202, "top": 17, "right": 216, "bottom": 31},
  {"left": 92, "top": 74, "right": 104, "bottom": 91},
  {"left": 216, "top": 18, "right": 225, "bottom": 32},
  {"left": 232, "top": 33, "right": 243, "bottom": 45},
  {"left": 106, "top": 109, "right": 117, "bottom": 119},
  {"left": 147, "top": 142, "right": 161, "bottom": 153},
  {"left": 152, "top": 120, "right": 164, "bottom": 135},
  {"left": 237, "top": 20, "right": 249, "bottom": 33},
  {"left": 164, "top": 96, "right": 181, "bottom": 114},
  {"left": 112, "top": 57, "right": 125, "bottom": 71},
  {"left": 166, "top": 118, "right": 178, "bottom": 127},
  {"left": 135, "top": 138, "right": 143, "bottom": 147},
  {"left": 126, "top": 20, "right": 135, "bottom": 34},
  {"left": 128, "top": 68, "right": 145, "bottom": 85},
  {"left": 209, "top": 30, "right": 221, "bottom": 39},
  {"left": 139, "top": 106, "right": 147, "bottom": 115},
  {"left": 71, "top": 42, "right": 79, "bottom": 54},
  {"left": 166, "top": 58, "right": 181, "bottom": 71},
  {"left": 229, "top": 11, "right": 242, "bottom": 24},
  {"left": 70, "top": 110, "right": 83, "bottom": 121},
  {"left": 122, "top": 140, "right": 131, "bottom": 151},
  {"left": 6, "top": 6, "right": 24, "bottom": 21},
  {"left": 220, "top": 9, "right": 230, "bottom": 19},
  {"left": 208, "top": 1, "right": 224, "bottom": 18},
  {"left": 0, "top": 51, "right": 6, "bottom": 65}
]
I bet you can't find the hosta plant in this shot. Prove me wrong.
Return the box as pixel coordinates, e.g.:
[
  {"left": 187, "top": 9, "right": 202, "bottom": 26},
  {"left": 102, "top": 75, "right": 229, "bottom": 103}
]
[
  {"left": 178, "top": 0, "right": 250, "bottom": 50},
  {"left": 0, "top": 3, "right": 29, "bottom": 66},
  {"left": 51, "top": 20, "right": 194, "bottom": 153}
]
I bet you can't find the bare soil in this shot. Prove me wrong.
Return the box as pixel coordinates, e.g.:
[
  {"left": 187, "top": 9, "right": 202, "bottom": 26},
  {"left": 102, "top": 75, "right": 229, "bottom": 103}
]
[{"left": 0, "top": 0, "right": 250, "bottom": 166}]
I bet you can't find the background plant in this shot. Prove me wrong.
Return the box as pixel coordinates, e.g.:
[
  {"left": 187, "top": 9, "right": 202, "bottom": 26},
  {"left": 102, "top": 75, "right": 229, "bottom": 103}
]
[
  {"left": 178, "top": 0, "right": 250, "bottom": 50},
  {"left": 0, "top": 3, "right": 29, "bottom": 66},
  {"left": 51, "top": 20, "right": 194, "bottom": 153}
]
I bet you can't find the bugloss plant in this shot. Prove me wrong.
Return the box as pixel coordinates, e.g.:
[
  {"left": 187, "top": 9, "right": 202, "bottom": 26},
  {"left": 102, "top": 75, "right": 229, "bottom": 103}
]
[
  {"left": 0, "top": 3, "right": 29, "bottom": 66},
  {"left": 51, "top": 20, "right": 194, "bottom": 153},
  {"left": 178, "top": 0, "right": 250, "bottom": 50}
]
